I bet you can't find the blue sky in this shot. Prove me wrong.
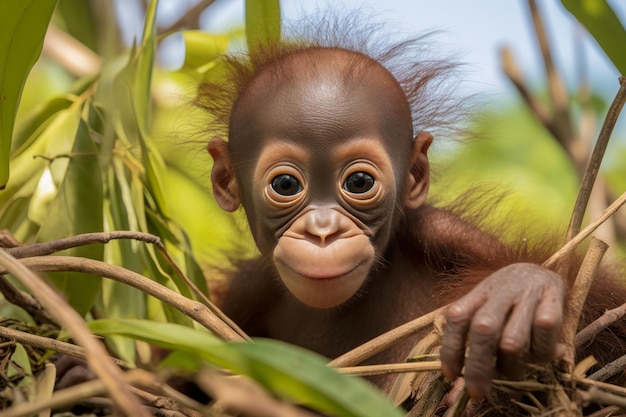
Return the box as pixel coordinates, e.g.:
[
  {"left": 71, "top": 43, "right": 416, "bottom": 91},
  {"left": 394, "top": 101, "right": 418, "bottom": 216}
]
[{"left": 182, "top": 0, "right": 624, "bottom": 104}]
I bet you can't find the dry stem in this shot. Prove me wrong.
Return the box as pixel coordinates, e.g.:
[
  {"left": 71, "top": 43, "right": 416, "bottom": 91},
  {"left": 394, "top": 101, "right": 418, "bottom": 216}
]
[
  {"left": 561, "top": 238, "right": 608, "bottom": 367},
  {"left": 543, "top": 190, "right": 626, "bottom": 268},
  {"left": 338, "top": 361, "right": 441, "bottom": 377},
  {"left": 0, "top": 276, "right": 56, "bottom": 325},
  {"left": 575, "top": 301, "right": 626, "bottom": 347},
  {"left": 196, "top": 369, "right": 319, "bottom": 417},
  {"left": 527, "top": 0, "right": 574, "bottom": 148},
  {"left": 0, "top": 249, "right": 148, "bottom": 417},
  {"left": 500, "top": 46, "right": 556, "bottom": 137},
  {"left": 0, "top": 369, "right": 198, "bottom": 417},
  {"left": 328, "top": 306, "right": 447, "bottom": 368},
  {"left": 587, "top": 353, "right": 626, "bottom": 383},
  {"left": 565, "top": 77, "right": 626, "bottom": 242},
  {"left": 0, "top": 326, "right": 128, "bottom": 368},
  {"left": 6, "top": 231, "right": 249, "bottom": 341},
  {"left": 0, "top": 256, "right": 243, "bottom": 342}
]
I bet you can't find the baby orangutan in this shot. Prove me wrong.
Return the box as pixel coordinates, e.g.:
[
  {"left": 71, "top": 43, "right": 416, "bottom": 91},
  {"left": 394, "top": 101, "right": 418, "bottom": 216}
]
[{"left": 197, "top": 17, "right": 626, "bottom": 412}]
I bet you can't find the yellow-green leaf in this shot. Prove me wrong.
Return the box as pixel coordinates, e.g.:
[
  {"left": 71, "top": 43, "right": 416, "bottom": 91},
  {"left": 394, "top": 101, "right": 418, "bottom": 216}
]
[
  {"left": 0, "top": 0, "right": 58, "bottom": 189},
  {"left": 182, "top": 31, "right": 230, "bottom": 69},
  {"left": 245, "top": 0, "right": 281, "bottom": 52},
  {"left": 90, "top": 318, "right": 403, "bottom": 417},
  {"left": 37, "top": 119, "right": 104, "bottom": 316},
  {"left": 561, "top": 0, "right": 626, "bottom": 74}
]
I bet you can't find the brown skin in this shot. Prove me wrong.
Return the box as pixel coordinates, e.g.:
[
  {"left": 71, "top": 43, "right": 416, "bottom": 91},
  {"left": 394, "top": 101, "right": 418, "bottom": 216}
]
[{"left": 208, "top": 48, "right": 566, "bottom": 399}]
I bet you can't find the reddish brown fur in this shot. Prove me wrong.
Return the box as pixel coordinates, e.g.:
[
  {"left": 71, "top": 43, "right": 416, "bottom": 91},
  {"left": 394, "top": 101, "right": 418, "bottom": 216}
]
[{"left": 197, "top": 13, "right": 626, "bottom": 413}]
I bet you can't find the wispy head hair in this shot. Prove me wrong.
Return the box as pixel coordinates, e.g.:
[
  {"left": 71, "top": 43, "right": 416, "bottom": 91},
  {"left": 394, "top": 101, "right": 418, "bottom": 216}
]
[{"left": 194, "top": 11, "right": 467, "bottom": 142}]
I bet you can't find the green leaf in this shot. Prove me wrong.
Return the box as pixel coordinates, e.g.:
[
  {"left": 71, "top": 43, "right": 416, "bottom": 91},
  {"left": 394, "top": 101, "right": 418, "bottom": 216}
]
[
  {"left": 0, "top": 0, "right": 59, "bottom": 189},
  {"left": 0, "top": 196, "right": 37, "bottom": 243},
  {"left": 561, "top": 0, "right": 626, "bottom": 74},
  {"left": 37, "top": 118, "right": 104, "bottom": 316},
  {"left": 134, "top": 0, "right": 158, "bottom": 137},
  {"left": 89, "top": 319, "right": 221, "bottom": 350},
  {"left": 245, "top": 0, "right": 281, "bottom": 52},
  {"left": 10, "top": 343, "right": 35, "bottom": 400},
  {"left": 11, "top": 96, "right": 73, "bottom": 155},
  {"left": 0, "top": 100, "right": 81, "bottom": 218},
  {"left": 182, "top": 31, "right": 230, "bottom": 69},
  {"left": 90, "top": 319, "right": 402, "bottom": 417},
  {"left": 227, "top": 339, "right": 403, "bottom": 417}
]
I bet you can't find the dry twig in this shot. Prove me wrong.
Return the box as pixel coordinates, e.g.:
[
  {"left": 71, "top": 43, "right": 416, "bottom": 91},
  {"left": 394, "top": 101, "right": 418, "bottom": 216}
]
[
  {"left": 196, "top": 368, "right": 319, "bottom": 417},
  {"left": 6, "top": 231, "right": 249, "bottom": 341},
  {"left": 565, "top": 77, "right": 626, "bottom": 242},
  {"left": 159, "top": 0, "right": 217, "bottom": 34},
  {"left": 543, "top": 190, "right": 626, "bottom": 268},
  {"left": 328, "top": 306, "right": 447, "bottom": 368},
  {"left": 0, "top": 249, "right": 148, "bottom": 417},
  {"left": 0, "top": 326, "right": 128, "bottom": 368},
  {"left": 338, "top": 361, "right": 441, "bottom": 377},
  {"left": 575, "top": 301, "right": 626, "bottom": 347},
  {"left": 0, "top": 276, "right": 56, "bottom": 325},
  {"left": 0, "top": 256, "right": 243, "bottom": 342},
  {"left": 561, "top": 238, "right": 608, "bottom": 367}
]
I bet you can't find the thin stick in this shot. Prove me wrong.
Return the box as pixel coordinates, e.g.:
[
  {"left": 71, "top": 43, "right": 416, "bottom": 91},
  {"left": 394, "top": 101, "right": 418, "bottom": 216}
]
[
  {"left": 527, "top": 0, "right": 573, "bottom": 146},
  {"left": 159, "top": 0, "right": 216, "bottom": 34},
  {"left": 0, "top": 369, "right": 158, "bottom": 417},
  {"left": 5, "top": 231, "right": 164, "bottom": 259},
  {"left": 560, "top": 238, "right": 608, "bottom": 367},
  {"left": 43, "top": 24, "right": 102, "bottom": 77},
  {"left": 500, "top": 46, "right": 557, "bottom": 140},
  {"left": 543, "top": 190, "right": 626, "bottom": 268},
  {"left": 0, "top": 256, "right": 244, "bottom": 342},
  {"left": 578, "top": 386, "right": 626, "bottom": 409},
  {"left": 0, "top": 249, "right": 148, "bottom": 417},
  {"left": 0, "top": 276, "right": 56, "bottom": 325},
  {"left": 575, "top": 301, "right": 626, "bottom": 347},
  {"left": 7, "top": 231, "right": 249, "bottom": 341},
  {"left": 565, "top": 77, "right": 626, "bottom": 242},
  {"left": 338, "top": 361, "right": 441, "bottom": 377},
  {"left": 0, "top": 326, "right": 128, "bottom": 368},
  {"left": 587, "top": 353, "right": 626, "bottom": 382},
  {"left": 328, "top": 306, "right": 446, "bottom": 368}
]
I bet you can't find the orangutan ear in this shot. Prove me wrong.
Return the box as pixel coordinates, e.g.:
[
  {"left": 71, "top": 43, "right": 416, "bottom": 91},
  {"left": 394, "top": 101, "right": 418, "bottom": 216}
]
[
  {"left": 207, "top": 137, "right": 240, "bottom": 212},
  {"left": 405, "top": 131, "right": 432, "bottom": 209}
]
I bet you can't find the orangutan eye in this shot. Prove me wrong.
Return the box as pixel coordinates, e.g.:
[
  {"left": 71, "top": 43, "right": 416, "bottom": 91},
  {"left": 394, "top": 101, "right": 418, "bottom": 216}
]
[
  {"left": 271, "top": 174, "right": 303, "bottom": 196},
  {"left": 344, "top": 172, "right": 375, "bottom": 194}
]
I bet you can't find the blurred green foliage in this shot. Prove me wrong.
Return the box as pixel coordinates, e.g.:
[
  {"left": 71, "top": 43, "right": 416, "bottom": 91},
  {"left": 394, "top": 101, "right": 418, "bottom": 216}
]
[
  {"left": 0, "top": 0, "right": 58, "bottom": 188},
  {"left": 0, "top": 0, "right": 625, "bottom": 414}
]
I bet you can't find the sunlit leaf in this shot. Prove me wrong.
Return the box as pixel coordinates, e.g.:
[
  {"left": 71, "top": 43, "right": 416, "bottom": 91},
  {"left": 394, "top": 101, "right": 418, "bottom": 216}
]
[
  {"left": 37, "top": 119, "right": 104, "bottom": 316},
  {"left": 561, "top": 0, "right": 626, "bottom": 74},
  {"left": 90, "top": 319, "right": 403, "bottom": 417},
  {"left": 245, "top": 0, "right": 281, "bottom": 52},
  {"left": 228, "top": 339, "right": 403, "bottom": 417},
  {"left": 0, "top": 101, "right": 81, "bottom": 217},
  {"left": 182, "top": 31, "right": 230, "bottom": 69},
  {"left": 89, "top": 318, "right": 222, "bottom": 351},
  {"left": 11, "top": 96, "right": 73, "bottom": 155},
  {"left": 0, "top": 0, "right": 58, "bottom": 189},
  {"left": 134, "top": 0, "right": 158, "bottom": 136}
]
